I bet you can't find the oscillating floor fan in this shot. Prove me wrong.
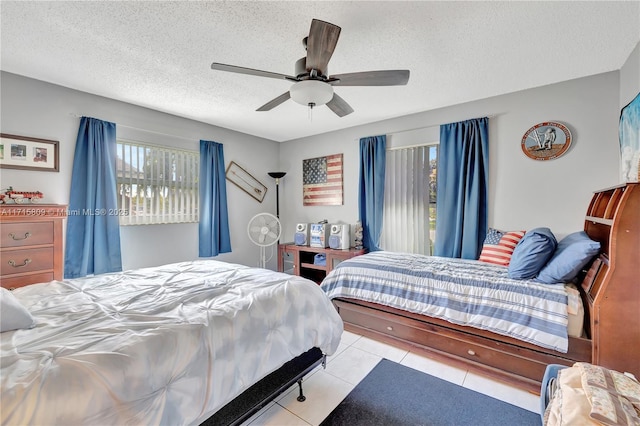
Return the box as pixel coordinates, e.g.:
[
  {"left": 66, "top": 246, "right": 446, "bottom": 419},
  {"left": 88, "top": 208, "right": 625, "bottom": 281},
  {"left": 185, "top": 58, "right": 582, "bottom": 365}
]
[{"left": 247, "top": 213, "right": 281, "bottom": 268}]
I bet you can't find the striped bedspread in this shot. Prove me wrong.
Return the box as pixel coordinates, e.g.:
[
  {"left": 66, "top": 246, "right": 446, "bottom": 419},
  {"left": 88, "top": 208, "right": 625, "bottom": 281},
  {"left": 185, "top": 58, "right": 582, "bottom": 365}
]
[{"left": 321, "top": 251, "right": 569, "bottom": 353}]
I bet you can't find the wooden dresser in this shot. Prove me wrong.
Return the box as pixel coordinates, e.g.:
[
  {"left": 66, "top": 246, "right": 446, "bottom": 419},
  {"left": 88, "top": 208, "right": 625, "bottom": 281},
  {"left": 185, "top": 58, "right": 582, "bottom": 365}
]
[{"left": 0, "top": 204, "right": 67, "bottom": 289}]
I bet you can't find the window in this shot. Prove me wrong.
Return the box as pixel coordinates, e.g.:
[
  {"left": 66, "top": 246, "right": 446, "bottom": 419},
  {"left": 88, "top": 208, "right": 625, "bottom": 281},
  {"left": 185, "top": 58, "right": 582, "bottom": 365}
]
[
  {"left": 116, "top": 140, "right": 199, "bottom": 225},
  {"left": 380, "top": 143, "right": 437, "bottom": 255}
]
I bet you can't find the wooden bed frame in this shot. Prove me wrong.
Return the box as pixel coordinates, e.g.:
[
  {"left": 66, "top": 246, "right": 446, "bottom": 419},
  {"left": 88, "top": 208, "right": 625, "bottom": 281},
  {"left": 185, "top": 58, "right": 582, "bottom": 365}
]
[{"left": 333, "top": 183, "right": 639, "bottom": 394}]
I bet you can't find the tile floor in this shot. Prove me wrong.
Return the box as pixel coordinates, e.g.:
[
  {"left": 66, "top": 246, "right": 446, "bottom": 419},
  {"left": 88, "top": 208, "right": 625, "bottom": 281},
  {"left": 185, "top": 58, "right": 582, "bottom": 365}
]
[{"left": 242, "top": 330, "right": 540, "bottom": 425}]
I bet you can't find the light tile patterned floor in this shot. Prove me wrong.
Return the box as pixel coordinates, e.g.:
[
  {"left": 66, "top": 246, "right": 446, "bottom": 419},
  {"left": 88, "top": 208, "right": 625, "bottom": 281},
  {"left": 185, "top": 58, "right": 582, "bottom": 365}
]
[{"left": 244, "top": 330, "right": 540, "bottom": 426}]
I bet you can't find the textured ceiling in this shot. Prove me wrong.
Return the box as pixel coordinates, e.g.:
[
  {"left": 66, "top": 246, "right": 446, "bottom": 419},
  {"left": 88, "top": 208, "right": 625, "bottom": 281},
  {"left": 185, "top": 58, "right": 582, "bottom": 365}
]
[{"left": 1, "top": 1, "right": 639, "bottom": 142}]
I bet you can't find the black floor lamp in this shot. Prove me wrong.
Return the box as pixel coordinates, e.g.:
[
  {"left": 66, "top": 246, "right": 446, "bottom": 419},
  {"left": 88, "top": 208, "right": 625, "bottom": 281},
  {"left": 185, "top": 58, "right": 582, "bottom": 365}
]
[{"left": 268, "top": 172, "right": 286, "bottom": 218}]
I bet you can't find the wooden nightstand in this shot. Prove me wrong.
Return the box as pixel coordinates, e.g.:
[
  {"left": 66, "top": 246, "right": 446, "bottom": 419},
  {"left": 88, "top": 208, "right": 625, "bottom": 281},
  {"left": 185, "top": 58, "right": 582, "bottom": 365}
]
[{"left": 277, "top": 243, "right": 367, "bottom": 284}]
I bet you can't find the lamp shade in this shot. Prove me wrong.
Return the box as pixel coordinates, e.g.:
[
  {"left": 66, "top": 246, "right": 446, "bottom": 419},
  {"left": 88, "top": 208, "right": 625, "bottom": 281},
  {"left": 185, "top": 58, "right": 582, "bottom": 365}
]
[
  {"left": 268, "top": 172, "right": 286, "bottom": 179},
  {"left": 289, "top": 80, "right": 334, "bottom": 106}
]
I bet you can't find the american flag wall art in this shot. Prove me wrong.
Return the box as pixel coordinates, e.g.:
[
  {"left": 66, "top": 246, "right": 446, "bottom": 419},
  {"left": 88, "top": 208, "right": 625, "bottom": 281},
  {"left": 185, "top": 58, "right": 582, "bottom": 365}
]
[{"left": 303, "top": 153, "right": 343, "bottom": 206}]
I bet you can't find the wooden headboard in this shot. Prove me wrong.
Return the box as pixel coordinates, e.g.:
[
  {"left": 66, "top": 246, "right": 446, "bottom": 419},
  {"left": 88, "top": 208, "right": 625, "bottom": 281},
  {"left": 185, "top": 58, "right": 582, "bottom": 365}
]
[{"left": 579, "top": 183, "right": 639, "bottom": 376}]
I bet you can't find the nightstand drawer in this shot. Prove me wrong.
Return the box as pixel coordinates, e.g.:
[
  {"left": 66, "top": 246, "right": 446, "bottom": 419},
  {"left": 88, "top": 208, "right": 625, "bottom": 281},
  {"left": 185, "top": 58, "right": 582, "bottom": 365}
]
[
  {"left": 0, "top": 221, "right": 54, "bottom": 248},
  {"left": 1, "top": 247, "right": 54, "bottom": 276}
]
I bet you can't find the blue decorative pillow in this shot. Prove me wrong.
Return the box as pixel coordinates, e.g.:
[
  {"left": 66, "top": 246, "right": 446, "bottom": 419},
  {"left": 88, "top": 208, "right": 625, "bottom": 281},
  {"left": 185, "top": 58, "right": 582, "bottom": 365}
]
[
  {"left": 508, "top": 227, "right": 557, "bottom": 280},
  {"left": 536, "top": 231, "right": 600, "bottom": 284}
]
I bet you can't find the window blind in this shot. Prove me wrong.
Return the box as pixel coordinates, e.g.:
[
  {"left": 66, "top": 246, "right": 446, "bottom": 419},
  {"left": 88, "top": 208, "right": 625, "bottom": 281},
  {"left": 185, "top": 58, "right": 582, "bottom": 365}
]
[
  {"left": 380, "top": 144, "right": 436, "bottom": 255},
  {"left": 116, "top": 140, "right": 199, "bottom": 225}
]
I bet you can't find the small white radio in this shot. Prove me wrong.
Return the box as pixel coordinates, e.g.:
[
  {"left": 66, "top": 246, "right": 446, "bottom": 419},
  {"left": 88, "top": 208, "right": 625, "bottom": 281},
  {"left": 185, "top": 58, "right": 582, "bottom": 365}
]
[
  {"left": 294, "top": 223, "right": 310, "bottom": 246},
  {"left": 329, "top": 224, "right": 350, "bottom": 250},
  {"left": 310, "top": 223, "right": 330, "bottom": 248}
]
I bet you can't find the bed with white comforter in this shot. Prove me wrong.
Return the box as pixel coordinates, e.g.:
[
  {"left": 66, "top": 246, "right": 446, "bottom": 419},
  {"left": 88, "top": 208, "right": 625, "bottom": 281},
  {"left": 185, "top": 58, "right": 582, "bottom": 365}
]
[{"left": 1, "top": 260, "right": 343, "bottom": 426}]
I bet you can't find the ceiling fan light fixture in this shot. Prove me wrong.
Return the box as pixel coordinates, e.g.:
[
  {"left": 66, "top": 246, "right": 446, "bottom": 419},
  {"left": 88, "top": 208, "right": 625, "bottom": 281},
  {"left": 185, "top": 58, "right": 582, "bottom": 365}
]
[{"left": 289, "top": 80, "right": 333, "bottom": 107}]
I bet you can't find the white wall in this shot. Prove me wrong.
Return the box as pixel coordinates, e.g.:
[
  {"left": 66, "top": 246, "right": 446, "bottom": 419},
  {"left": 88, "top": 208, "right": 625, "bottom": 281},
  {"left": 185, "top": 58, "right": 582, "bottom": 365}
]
[
  {"left": 279, "top": 71, "right": 622, "bottom": 243},
  {"left": 0, "top": 72, "right": 281, "bottom": 271},
  {"left": 620, "top": 41, "right": 639, "bottom": 108}
]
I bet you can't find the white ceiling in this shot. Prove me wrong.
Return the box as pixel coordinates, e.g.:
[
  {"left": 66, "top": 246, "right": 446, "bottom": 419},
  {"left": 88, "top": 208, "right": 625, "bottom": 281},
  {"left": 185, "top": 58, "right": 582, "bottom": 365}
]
[{"left": 1, "top": 1, "right": 639, "bottom": 142}]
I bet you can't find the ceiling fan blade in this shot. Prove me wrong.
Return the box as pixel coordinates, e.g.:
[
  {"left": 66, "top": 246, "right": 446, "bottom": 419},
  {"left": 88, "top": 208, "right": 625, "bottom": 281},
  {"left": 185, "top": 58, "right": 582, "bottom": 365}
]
[
  {"left": 257, "top": 92, "right": 290, "bottom": 111},
  {"left": 305, "top": 19, "right": 341, "bottom": 76},
  {"left": 326, "top": 93, "right": 354, "bottom": 117},
  {"left": 211, "top": 63, "right": 297, "bottom": 81},
  {"left": 329, "top": 70, "right": 410, "bottom": 86}
]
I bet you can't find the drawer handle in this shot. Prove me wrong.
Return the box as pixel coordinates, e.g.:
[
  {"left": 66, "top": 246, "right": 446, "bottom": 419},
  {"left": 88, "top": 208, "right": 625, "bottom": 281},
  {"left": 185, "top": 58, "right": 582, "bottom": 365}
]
[
  {"left": 467, "top": 349, "right": 476, "bottom": 356},
  {"left": 386, "top": 326, "right": 393, "bottom": 331},
  {"left": 9, "top": 232, "right": 31, "bottom": 241},
  {"left": 8, "top": 258, "right": 32, "bottom": 268}
]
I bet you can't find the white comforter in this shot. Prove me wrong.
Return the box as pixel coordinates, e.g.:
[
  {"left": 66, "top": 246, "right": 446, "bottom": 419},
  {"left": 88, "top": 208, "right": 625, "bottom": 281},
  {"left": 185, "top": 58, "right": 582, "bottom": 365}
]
[{"left": 1, "top": 260, "right": 343, "bottom": 425}]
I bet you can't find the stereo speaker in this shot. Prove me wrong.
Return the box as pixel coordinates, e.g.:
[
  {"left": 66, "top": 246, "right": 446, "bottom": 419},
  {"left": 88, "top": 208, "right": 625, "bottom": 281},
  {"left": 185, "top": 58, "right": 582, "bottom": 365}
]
[
  {"left": 329, "top": 224, "right": 350, "bottom": 250},
  {"left": 294, "top": 223, "right": 310, "bottom": 246}
]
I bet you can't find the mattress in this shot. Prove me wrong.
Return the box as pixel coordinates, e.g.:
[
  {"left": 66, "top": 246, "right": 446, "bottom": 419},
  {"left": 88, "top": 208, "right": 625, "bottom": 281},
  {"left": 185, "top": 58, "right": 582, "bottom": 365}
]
[
  {"left": 1, "top": 260, "right": 343, "bottom": 425},
  {"left": 322, "top": 251, "right": 571, "bottom": 353}
]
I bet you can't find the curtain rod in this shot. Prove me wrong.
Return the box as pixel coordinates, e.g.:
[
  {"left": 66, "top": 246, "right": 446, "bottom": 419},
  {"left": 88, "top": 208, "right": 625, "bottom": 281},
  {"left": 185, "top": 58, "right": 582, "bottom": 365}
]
[
  {"left": 387, "top": 142, "right": 438, "bottom": 151},
  {"left": 387, "top": 114, "right": 498, "bottom": 137},
  {"left": 68, "top": 113, "right": 198, "bottom": 143}
]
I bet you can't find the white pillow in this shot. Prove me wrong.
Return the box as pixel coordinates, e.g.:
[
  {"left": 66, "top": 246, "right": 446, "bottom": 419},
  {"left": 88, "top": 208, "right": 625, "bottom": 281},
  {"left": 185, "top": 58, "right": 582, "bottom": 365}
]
[{"left": 1, "top": 287, "right": 35, "bottom": 332}]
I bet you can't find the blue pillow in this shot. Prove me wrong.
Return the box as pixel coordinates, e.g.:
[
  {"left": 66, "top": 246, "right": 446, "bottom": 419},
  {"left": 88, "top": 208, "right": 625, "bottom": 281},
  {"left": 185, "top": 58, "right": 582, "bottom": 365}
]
[
  {"left": 536, "top": 231, "right": 600, "bottom": 284},
  {"left": 508, "top": 227, "right": 557, "bottom": 280}
]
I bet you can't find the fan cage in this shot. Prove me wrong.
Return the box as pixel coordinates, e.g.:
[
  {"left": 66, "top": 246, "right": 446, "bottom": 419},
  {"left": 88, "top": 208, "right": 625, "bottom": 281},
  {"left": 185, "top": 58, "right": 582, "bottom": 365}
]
[{"left": 247, "top": 213, "right": 281, "bottom": 247}]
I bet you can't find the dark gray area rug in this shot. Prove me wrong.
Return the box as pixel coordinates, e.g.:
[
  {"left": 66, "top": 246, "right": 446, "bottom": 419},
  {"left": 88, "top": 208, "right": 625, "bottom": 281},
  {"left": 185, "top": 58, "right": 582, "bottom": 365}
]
[{"left": 320, "top": 359, "right": 540, "bottom": 426}]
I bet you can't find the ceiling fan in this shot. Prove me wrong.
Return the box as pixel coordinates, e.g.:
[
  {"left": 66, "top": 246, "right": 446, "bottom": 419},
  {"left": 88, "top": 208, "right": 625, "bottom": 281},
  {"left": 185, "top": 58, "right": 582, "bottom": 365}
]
[{"left": 211, "top": 19, "right": 410, "bottom": 117}]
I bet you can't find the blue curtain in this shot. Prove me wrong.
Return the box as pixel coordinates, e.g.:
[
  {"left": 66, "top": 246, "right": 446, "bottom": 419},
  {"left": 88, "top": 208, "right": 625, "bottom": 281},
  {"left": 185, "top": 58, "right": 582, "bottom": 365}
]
[
  {"left": 434, "top": 117, "right": 489, "bottom": 259},
  {"left": 358, "top": 135, "right": 386, "bottom": 251},
  {"left": 199, "top": 140, "right": 231, "bottom": 257},
  {"left": 65, "top": 117, "right": 122, "bottom": 278}
]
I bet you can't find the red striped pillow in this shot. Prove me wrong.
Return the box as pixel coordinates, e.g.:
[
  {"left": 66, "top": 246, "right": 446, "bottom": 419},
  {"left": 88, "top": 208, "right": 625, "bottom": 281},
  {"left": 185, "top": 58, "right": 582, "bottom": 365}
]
[{"left": 479, "top": 228, "right": 526, "bottom": 266}]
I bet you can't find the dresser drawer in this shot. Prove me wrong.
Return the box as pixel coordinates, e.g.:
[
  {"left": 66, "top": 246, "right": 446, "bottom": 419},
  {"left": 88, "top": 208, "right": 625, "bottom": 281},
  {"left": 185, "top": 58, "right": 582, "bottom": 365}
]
[
  {"left": 0, "top": 222, "right": 54, "bottom": 248},
  {"left": 1, "top": 272, "right": 55, "bottom": 290},
  {"left": 1, "top": 247, "right": 54, "bottom": 276}
]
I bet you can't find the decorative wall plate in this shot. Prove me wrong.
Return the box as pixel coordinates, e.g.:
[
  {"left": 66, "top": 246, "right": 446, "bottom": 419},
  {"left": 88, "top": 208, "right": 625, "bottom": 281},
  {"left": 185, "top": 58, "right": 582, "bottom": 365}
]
[{"left": 521, "top": 122, "right": 572, "bottom": 161}]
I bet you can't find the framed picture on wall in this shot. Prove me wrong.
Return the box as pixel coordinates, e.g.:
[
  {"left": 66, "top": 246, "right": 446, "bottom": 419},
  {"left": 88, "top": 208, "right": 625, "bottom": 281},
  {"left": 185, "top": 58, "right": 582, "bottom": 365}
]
[
  {"left": 0, "top": 133, "right": 59, "bottom": 172},
  {"left": 225, "top": 160, "right": 267, "bottom": 203},
  {"left": 303, "top": 153, "right": 343, "bottom": 206}
]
